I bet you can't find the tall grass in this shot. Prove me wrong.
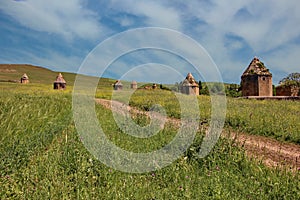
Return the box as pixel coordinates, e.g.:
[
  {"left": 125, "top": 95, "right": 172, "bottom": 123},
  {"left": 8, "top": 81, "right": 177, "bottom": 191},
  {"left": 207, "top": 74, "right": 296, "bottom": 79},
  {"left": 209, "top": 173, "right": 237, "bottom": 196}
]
[
  {"left": 0, "top": 87, "right": 299, "bottom": 199},
  {"left": 109, "top": 89, "right": 300, "bottom": 144}
]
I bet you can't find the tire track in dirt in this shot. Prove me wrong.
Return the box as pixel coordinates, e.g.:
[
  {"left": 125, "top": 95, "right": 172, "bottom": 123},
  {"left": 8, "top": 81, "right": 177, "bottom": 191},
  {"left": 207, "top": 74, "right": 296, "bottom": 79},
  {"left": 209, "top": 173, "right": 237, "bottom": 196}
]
[{"left": 95, "top": 98, "right": 300, "bottom": 171}]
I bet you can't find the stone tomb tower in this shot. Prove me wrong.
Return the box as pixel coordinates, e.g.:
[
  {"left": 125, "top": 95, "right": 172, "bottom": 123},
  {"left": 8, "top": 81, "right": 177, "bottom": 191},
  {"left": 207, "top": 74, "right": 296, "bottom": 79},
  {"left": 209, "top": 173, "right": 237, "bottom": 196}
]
[
  {"left": 20, "top": 73, "right": 29, "bottom": 84},
  {"left": 53, "top": 73, "right": 66, "bottom": 90},
  {"left": 113, "top": 80, "right": 123, "bottom": 90},
  {"left": 180, "top": 73, "right": 199, "bottom": 95},
  {"left": 131, "top": 80, "right": 137, "bottom": 89},
  {"left": 241, "top": 57, "right": 273, "bottom": 97}
]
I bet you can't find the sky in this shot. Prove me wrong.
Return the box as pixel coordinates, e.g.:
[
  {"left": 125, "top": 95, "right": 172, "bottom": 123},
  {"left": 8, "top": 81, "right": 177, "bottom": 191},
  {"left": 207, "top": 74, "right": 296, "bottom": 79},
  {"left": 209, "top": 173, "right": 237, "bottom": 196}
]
[{"left": 0, "top": 0, "right": 300, "bottom": 84}]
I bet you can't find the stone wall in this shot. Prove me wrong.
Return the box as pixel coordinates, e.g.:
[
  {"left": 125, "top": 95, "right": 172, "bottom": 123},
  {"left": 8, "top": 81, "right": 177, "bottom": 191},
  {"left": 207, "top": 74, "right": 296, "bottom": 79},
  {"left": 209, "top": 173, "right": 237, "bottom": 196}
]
[
  {"left": 276, "top": 85, "right": 299, "bottom": 96},
  {"left": 241, "top": 75, "right": 272, "bottom": 96},
  {"left": 258, "top": 75, "right": 273, "bottom": 96},
  {"left": 241, "top": 75, "right": 259, "bottom": 96}
]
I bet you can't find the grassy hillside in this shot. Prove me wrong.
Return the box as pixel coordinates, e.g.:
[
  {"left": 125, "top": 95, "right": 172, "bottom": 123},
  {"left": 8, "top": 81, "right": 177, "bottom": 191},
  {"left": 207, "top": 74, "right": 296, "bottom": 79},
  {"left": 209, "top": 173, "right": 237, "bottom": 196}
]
[
  {"left": 0, "top": 63, "right": 299, "bottom": 198},
  {"left": 0, "top": 89, "right": 299, "bottom": 199},
  {"left": 0, "top": 64, "right": 118, "bottom": 91},
  {"left": 0, "top": 64, "right": 76, "bottom": 85}
]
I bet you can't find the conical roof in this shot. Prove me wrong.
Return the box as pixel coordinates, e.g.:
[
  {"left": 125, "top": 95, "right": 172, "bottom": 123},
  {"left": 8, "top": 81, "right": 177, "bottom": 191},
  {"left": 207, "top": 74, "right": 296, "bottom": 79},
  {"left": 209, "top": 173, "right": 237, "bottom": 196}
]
[
  {"left": 54, "top": 73, "right": 66, "bottom": 83},
  {"left": 21, "top": 73, "right": 29, "bottom": 80},
  {"left": 114, "top": 80, "right": 123, "bottom": 86},
  {"left": 242, "top": 57, "right": 272, "bottom": 77},
  {"left": 182, "top": 72, "right": 198, "bottom": 86}
]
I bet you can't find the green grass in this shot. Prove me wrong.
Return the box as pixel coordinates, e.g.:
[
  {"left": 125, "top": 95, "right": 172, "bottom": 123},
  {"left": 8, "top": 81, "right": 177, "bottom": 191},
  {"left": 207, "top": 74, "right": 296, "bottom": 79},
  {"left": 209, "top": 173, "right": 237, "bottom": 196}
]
[
  {"left": 109, "top": 89, "right": 300, "bottom": 144},
  {"left": 226, "top": 98, "right": 300, "bottom": 143},
  {"left": 0, "top": 64, "right": 117, "bottom": 89},
  {"left": 0, "top": 64, "right": 76, "bottom": 85},
  {"left": 0, "top": 85, "right": 299, "bottom": 199}
]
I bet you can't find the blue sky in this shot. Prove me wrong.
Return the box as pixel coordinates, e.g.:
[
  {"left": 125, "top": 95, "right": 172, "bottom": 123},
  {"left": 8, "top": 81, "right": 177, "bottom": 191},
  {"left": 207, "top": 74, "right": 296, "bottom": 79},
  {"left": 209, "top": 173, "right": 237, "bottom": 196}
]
[{"left": 0, "top": 0, "right": 300, "bottom": 84}]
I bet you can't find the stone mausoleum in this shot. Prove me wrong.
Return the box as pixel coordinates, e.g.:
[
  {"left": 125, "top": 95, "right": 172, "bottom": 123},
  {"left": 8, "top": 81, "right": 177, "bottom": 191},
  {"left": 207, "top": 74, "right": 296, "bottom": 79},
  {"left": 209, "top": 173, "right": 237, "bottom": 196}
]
[
  {"left": 20, "top": 73, "right": 29, "bottom": 84},
  {"left": 53, "top": 73, "right": 66, "bottom": 90},
  {"left": 180, "top": 72, "right": 199, "bottom": 95},
  {"left": 241, "top": 57, "right": 273, "bottom": 97},
  {"left": 113, "top": 80, "right": 123, "bottom": 90}
]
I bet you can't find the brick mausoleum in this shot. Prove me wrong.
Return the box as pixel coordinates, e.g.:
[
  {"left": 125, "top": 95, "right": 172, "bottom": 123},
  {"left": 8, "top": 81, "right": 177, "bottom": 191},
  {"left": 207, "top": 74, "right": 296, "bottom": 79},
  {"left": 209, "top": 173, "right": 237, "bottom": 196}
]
[{"left": 241, "top": 57, "right": 273, "bottom": 97}]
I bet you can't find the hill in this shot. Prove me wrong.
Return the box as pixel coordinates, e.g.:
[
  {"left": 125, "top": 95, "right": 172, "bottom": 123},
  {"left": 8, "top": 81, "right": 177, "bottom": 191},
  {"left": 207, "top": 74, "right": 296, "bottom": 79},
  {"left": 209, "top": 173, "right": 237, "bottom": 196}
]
[
  {"left": 0, "top": 64, "right": 118, "bottom": 88},
  {"left": 0, "top": 64, "right": 77, "bottom": 85}
]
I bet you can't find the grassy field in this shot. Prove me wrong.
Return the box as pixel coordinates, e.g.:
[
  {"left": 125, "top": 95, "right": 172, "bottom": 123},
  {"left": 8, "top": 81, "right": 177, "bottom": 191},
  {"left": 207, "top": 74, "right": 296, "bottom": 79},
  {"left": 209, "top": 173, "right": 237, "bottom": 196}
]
[
  {"left": 0, "top": 82, "right": 299, "bottom": 199},
  {"left": 0, "top": 65, "right": 299, "bottom": 198},
  {"left": 109, "top": 89, "right": 300, "bottom": 144}
]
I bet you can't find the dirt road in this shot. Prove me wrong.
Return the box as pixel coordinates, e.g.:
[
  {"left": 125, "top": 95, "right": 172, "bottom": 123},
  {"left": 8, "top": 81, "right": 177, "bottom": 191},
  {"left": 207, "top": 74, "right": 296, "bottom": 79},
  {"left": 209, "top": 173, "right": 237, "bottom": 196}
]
[{"left": 95, "top": 98, "right": 300, "bottom": 171}]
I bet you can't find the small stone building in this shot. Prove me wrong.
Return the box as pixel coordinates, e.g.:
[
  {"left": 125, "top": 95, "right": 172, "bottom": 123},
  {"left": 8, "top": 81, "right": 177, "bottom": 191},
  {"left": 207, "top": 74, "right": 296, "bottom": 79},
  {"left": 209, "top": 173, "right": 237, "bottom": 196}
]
[
  {"left": 53, "top": 73, "right": 66, "bottom": 90},
  {"left": 276, "top": 85, "right": 299, "bottom": 96},
  {"left": 20, "top": 73, "right": 29, "bottom": 84},
  {"left": 180, "top": 73, "right": 199, "bottom": 95},
  {"left": 113, "top": 80, "right": 123, "bottom": 90},
  {"left": 241, "top": 57, "right": 273, "bottom": 97},
  {"left": 131, "top": 80, "right": 137, "bottom": 89}
]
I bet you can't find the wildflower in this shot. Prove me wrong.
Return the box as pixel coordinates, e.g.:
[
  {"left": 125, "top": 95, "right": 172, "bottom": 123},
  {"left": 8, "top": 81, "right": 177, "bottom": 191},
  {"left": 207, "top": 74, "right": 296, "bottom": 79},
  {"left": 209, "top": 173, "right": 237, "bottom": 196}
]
[
  {"left": 151, "top": 173, "right": 155, "bottom": 177},
  {"left": 207, "top": 171, "right": 211, "bottom": 177}
]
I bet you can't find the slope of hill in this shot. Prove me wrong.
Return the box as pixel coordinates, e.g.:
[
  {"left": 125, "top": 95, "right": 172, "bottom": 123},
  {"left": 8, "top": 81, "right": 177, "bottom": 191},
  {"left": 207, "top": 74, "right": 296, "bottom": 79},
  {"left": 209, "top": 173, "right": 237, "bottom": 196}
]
[
  {"left": 0, "top": 64, "right": 117, "bottom": 88},
  {"left": 0, "top": 64, "right": 76, "bottom": 85}
]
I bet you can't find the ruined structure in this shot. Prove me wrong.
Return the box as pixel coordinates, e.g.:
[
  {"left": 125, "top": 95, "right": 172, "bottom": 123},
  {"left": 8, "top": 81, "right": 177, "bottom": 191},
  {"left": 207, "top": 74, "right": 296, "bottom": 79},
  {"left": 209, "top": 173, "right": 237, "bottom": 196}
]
[
  {"left": 113, "top": 80, "right": 123, "bottom": 90},
  {"left": 180, "top": 73, "right": 199, "bottom": 95},
  {"left": 276, "top": 85, "right": 299, "bottom": 96},
  {"left": 131, "top": 80, "right": 137, "bottom": 89},
  {"left": 152, "top": 83, "right": 157, "bottom": 89},
  {"left": 241, "top": 57, "right": 273, "bottom": 97},
  {"left": 20, "top": 73, "right": 29, "bottom": 84},
  {"left": 53, "top": 73, "right": 66, "bottom": 90}
]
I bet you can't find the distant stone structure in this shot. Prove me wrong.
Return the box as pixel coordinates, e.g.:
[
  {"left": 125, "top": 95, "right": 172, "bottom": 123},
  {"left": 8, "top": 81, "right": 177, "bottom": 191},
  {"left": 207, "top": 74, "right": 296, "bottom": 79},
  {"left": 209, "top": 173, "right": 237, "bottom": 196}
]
[
  {"left": 53, "top": 73, "right": 66, "bottom": 90},
  {"left": 241, "top": 57, "right": 273, "bottom": 97},
  {"left": 20, "top": 73, "right": 29, "bottom": 84},
  {"left": 276, "top": 85, "right": 299, "bottom": 96},
  {"left": 113, "top": 80, "right": 123, "bottom": 90},
  {"left": 180, "top": 73, "right": 199, "bottom": 95},
  {"left": 131, "top": 80, "right": 137, "bottom": 89},
  {"left": 152, "top": 83, "right": 157, "bottom": 89}
]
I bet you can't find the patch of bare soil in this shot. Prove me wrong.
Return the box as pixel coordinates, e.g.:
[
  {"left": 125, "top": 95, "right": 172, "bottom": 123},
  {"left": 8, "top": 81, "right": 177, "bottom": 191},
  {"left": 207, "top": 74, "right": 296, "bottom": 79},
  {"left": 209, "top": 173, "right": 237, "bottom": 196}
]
[
  {"left": 0, "top": 69, "right": 17, "bottom": 73},
  {"left": 227, "top": 131, "right": 300, "bottom": 171},
  {"left": 95, "top": 98, "right": 300, "bottom": 171}
]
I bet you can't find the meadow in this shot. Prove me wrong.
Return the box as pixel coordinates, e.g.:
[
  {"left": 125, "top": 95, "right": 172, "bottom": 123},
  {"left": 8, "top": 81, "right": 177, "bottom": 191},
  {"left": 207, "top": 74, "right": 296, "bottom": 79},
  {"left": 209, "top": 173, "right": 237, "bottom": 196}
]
[
  {"left": 103, "top": 89, "right": 300, "bottom": 144},
  {"left": 0, "top": 82, "right": 299, "bottom": 199}
]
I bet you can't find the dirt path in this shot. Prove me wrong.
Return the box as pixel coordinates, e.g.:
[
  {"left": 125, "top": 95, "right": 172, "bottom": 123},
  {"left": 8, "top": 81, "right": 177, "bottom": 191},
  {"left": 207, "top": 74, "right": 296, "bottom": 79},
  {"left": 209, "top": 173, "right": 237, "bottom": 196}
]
[{"left": 95, "top": 98, "right": 300, "bottom": 171}]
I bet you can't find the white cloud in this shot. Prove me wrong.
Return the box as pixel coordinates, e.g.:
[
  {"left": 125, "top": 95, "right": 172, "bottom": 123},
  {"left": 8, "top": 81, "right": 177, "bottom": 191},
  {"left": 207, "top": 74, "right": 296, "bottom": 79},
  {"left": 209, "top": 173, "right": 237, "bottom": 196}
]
[
  {"left": 119, "top": 16, "right": 135, "bottom": 27},
  {"left": 1, "top": 0, "right": 299, "bottom": 84},
  {"left": 0, "top": 0, "right": 105, "bottom": 40},
  {"left": 183, "top": 0, "right": 300, "bottom": 53},
  {"left": 264, "top": 44, "right": 300, "bottom": 76},
  {"left": 109, "top": 0, "right": 182, "bottom": 30}
]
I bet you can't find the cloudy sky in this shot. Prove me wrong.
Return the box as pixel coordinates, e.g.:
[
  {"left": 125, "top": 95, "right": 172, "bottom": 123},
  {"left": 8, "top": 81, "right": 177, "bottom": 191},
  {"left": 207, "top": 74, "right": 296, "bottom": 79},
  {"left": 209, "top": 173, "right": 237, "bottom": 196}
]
[{"left": 0, "top": 0, "right": 300, "bottom": 84}]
